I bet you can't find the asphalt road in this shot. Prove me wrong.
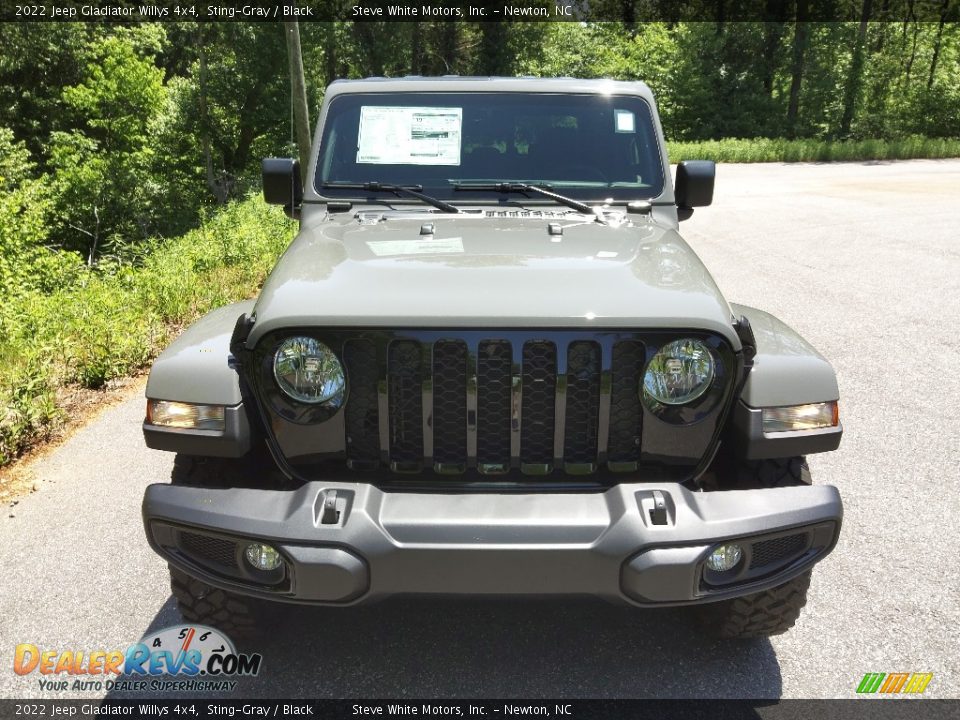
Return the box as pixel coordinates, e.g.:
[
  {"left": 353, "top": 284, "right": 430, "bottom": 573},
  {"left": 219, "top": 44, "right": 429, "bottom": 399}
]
[{"left": 1, "top": 160, "right": 958, "bottom": 700}]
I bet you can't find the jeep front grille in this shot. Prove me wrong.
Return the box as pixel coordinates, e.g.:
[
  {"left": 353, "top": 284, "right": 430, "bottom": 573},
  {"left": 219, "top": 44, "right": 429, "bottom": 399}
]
[
  {"left": 256, "top": 329, "right": 735, "bottom": 483},
  {"left": 342, "top": 335, "right": 648, "bottom": 476}
]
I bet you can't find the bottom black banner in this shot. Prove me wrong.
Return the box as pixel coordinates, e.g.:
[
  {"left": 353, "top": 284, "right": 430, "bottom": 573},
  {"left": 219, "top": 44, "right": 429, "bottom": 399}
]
[{"left": 0, "top": 700, "right": 957, "bottom": 720}]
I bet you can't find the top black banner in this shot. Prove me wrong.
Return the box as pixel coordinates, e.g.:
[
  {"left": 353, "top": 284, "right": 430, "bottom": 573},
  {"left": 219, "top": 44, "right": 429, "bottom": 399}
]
[{"left": 1, "top": 0, "right": 958, "bottom": 23}]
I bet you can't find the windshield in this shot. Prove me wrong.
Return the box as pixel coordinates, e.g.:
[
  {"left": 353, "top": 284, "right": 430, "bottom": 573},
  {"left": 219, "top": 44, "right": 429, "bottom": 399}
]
[{"left": 315, "top": 92, "right": 665, "bottom": 204}]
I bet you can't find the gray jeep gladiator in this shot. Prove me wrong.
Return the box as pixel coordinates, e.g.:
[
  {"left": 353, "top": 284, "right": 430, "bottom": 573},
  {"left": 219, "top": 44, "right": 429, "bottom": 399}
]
[{"left": 141, "top": 77, "right": 843, "bottom": 639}]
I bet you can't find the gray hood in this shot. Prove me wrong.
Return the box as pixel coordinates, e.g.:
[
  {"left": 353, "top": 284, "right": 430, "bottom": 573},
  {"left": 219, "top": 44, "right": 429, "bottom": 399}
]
[{"left": 248, "top": 209, "right": 739, "bottom": 348}]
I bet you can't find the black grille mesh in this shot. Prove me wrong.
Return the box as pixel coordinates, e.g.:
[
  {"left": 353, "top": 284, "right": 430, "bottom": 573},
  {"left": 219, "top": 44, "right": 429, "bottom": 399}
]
[
  {"left": 750, "top": 533, "right": 808, "bottom": 570},
  {"left": 607, "top": 341, "right": 645, "bottom": 463},
  {"left": 339, "top": 337, "right": 661, "bottom": 474},
  {"left": 180, "top": 532, "right": 238, "bottom": 569},
  {"left": 520, "top": 341, "right": 557, "bottom": 466},
  {"left": 344, "top": 339, "right": 380, "bottom": 465},
  {"left": 476, "top": 340, "right": 512, "bottom": 468},
  {"left": 564, "top": 341, "right": 601, "bottom": 464},
  {"left": 432, "top": 340, "right": 468, "bottom": 466},
  {"left": 388, "top": 340, "right": 423, "bottom": 464}
]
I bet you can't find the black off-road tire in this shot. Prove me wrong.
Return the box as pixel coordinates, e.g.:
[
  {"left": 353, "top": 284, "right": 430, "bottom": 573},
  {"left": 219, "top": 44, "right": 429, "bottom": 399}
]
[
  {"left": 169, "top": 565, "right": 264, "bottom": 640},
  {"left": 696, "top": 570, "right": 811, "bottom": 639},
  {"left": 170, "top": 450, "right": 279, "bottom": 489},
  {"left": 694, "top": 456, "right": 814, "bottom": 638},
  {"left": 169, "top": 453, "right": 277, "bottom": 639},
  {"left": 733, "top": 456, "right": 810, "bottom": 489}
]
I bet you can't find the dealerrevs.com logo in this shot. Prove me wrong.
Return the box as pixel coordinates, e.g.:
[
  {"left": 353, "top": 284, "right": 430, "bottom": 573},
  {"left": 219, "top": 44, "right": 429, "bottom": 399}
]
[{"left": 13, "top": 625, "right": 262, "bottom": 693}]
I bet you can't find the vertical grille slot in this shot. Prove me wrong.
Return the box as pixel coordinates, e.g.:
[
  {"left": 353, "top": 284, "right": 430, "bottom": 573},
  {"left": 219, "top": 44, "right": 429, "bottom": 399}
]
[
  {"left": 520, "top": 341, "right": 557, "bottom": 469},
  {"left": 607, "top": 340, "right": 645, "bottom": 469},
  {"left": 344, "top": 339, "right": 380, "bottom": 469},
  {"left": 388, "top": 340, "right": 423, "bottom": 469},
  {"left": 564, "top": 341, "right": 601, "bottom": 468},
  {"left": 432, "top": 340, "right": 468, "bottom": 471},
  {"left": 476, "top": 340, "right": 512, "bottom": 472}
]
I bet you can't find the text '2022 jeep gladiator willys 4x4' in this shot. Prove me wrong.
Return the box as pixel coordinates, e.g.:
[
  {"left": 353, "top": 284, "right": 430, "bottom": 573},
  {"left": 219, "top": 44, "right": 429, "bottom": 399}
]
[{"left": 141, "top": 77, "right": 843, "bottom": 639}]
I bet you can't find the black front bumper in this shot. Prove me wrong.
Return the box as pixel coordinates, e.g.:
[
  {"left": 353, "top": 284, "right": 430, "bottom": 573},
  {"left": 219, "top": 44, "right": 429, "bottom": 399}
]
[{"left": 143, "top": 480, "right": 842, "bottom": 607}]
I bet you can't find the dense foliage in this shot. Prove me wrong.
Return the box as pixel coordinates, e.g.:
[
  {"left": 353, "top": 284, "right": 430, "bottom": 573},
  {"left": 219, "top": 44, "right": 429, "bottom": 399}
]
[
  {"left": 0, "top": 198, "right": 294, "bottom": 465},
  {"left": 0, "top": 17, "right": 957, "bottom": 465}
]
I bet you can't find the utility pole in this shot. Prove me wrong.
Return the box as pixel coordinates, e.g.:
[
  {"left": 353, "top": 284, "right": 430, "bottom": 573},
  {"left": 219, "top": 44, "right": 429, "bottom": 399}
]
[{"left": 284, "top": 21, "right": 311, "bottom": 184}]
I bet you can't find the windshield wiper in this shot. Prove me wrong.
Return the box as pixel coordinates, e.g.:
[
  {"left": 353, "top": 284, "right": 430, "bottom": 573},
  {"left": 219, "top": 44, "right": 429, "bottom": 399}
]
[
  {"left": 452, "top": 182, "right": 597, "bottom": 216},
  {"left": 322, "top": 182, "right": 460, "bottom": 214}
]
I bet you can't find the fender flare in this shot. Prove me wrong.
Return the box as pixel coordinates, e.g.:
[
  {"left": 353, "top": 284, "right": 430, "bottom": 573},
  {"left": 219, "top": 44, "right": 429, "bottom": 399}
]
[
  {"left": 143, "top": 301, "right": 255, "bottom": 458},
  {"left": 729, "top": 304, "right": 841, "bottom": 459}
]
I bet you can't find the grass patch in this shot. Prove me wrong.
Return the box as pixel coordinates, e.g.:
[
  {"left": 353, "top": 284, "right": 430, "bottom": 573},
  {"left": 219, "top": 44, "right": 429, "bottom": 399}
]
[
  {"left": 0, "top": 196, "right": 295, "bottom": 466},
  {"left": 667, "top": 136, "right": 960, "bottom": 163}
]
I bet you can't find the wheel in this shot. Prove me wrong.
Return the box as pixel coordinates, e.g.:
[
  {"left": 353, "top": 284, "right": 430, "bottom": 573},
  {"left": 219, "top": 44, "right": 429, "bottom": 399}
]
[
  {"left": 694, "top": 455, "right": 814, "bottom": 638},
  {"left": 695, "top": 570, "right": 811, "bottom": 639},
  {"left": 169, "top": 565, "right": 265, "bottom": 639},
  {"left": 698, "top": 452, "right": 811, "bottom": 492},
  {"left": 732, "top": 456, "right": 811, "bottom": 489},
  {"left": 169, "top": 452, "right": 279, "bottom": 638},
  {"left": 170, "top": 446, "right": 284, "bottom": 489},
  {"left": 171, "top": 454, "right": 233, "bottom": 487}
]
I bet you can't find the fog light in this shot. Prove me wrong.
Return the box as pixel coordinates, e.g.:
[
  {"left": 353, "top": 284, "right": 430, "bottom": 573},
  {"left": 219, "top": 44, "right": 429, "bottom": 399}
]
[
  {"left": 245, "top": 543, "right": 282, "bottom": 571},
  {"left": 706, "top": 543, "right": 743, "bottom": 572},
  {"left": 147, "top": 400, "right": 225, "bottom": 431}
]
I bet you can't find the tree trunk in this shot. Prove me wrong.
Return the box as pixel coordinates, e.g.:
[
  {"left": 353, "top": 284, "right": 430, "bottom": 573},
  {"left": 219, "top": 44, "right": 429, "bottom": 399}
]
[
  {"left": 904, "top": 20, "right": 919, "bottom": 83},
  {"left": 927, "top": 0, "right": 949, "bottom": 89},
  {"left": 436, "top": 22, "right": 459, "bottom": 74},
  {"left": 324, "top": 22, "right": 338, "bottom": 85},
  {"left": 352, "top": 23, "right": 384, "bottom": 77},
  {"left": 839, "top": 0, "right": 872, "bottom": 137},
  {"left": 761, "top": 0, "right": 790, "bottom": 97},
  {"left": 621, "top": 0, "right": 636, "bottom": 33},
  {"left": 410, "top": 23, "right": 423, "bottom": 75},
  {"left": 479, "top": 22, "right": 510, "bottom": 76},
  {"left": 196, "top": 26, "right": 229, "bottom": 204},
  {"left": 87, "top": 206, "right": 100, "bottom": 267},
  {"left": 284, "top": 21, "right": 311, "bottom": 182},
  {"left": 874, "top": 0, "right": 890, "bottom": 51},
  {"left": 786, "top": 0, "right": 810, "bottom": 138}
]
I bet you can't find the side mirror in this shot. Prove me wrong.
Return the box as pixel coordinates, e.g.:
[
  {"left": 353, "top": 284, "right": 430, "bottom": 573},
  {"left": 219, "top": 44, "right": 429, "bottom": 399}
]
[
  {"left": 674, "top": 160, "right": 715, "bottom": 220},
  {"left": 262, "top": 158, "right": 303, "bottom": 208}
]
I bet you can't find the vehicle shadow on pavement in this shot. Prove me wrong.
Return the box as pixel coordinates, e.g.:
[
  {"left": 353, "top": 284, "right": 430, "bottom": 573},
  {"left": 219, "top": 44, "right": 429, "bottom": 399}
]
[{"left": 112, "top": 595, "right": 783, "bottom": 699}]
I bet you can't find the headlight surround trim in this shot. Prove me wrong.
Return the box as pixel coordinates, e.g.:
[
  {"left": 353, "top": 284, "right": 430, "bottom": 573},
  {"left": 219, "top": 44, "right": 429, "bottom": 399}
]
[
  {"left": 273, "top": 336, "right": 347, "bottom": 407},
  {"left": 642, "top": 338, "right": 716, "bottom": 407},
  {"left": 640, "top": 337, "right": 725, "bottom": 423},
  {"left": 256, "top": 333, "right": 349, "bottom": 424}
]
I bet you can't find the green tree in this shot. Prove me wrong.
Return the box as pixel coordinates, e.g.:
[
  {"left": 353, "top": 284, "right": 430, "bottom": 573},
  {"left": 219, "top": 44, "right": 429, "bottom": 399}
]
[
  {"left": 0, "top": 23, "right": 94, "bottom": 163},
  {"left": 49, "top": 33, "right": 166, "bottom": 263},
  {"left": 0, "top": 129, "right": 80, "bottom": 299},
  {"left": 167, "top": 24, "right": 291, "bottom": 205}
]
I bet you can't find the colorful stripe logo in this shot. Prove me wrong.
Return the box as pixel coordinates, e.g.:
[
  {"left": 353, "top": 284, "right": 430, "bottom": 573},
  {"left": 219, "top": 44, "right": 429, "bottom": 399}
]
[{"left": 856, "top": 672, "right": 933, "bottom": 694}]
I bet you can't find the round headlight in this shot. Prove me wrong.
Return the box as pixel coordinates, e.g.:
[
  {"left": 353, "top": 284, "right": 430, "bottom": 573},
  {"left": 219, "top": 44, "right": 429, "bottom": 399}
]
[
  {"left": 273, "top": 337, "right": 346, "bottom": 406},
  {"left": 642, "top": 338, "right": 715, "bottom": 407}
]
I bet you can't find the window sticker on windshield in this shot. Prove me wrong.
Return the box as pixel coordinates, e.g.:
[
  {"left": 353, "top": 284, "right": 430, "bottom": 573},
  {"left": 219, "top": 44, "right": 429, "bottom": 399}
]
[
  {"left": 357, "top": 106, "right": 462, "bottom": 165},
  {"left": 366, "top": 238, "right": 465, "bottom": 257},
  {"left": 615, "top": 109, "right": 635, "bottom": 133}
]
